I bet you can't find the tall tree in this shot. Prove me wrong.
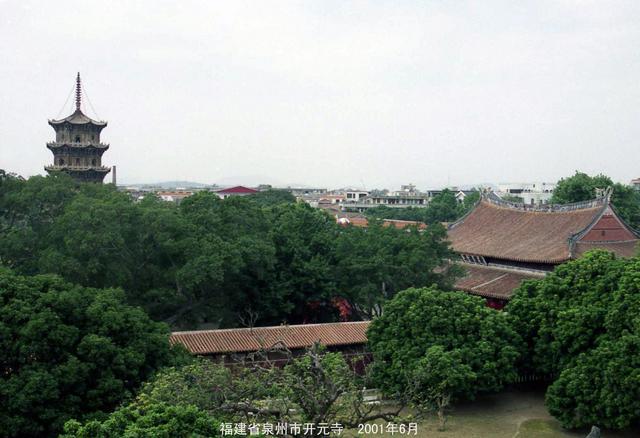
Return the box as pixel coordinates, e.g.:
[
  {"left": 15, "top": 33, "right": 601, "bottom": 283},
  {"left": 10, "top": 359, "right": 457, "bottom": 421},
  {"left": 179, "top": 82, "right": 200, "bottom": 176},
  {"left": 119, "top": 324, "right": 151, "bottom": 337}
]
[
  {"left": 507, "top": 252, "right": 640, "bottom": 429},
  {"left": 367, "top": 287, "right": 520, "bottom": 402},
  {"left": 424, "top": 189, "right": 464, "bottom": 224},
  {"left": 335, "top": 223, "right": 458, "bottom": 319},
  {"left": 551, "top": 171, "right": 640, "bottom": 229},
  {"left": 0, "top": 269, "right": 176, "bottom": 438}
]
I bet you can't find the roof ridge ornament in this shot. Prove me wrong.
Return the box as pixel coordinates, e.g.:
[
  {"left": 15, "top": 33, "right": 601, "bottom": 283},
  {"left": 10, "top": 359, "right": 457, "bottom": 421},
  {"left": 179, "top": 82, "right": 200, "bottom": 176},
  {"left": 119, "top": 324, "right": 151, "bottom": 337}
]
[
  {"left": 485, "top": 191, "right": 606, "bottom": 212},
  {"left": 75, "top": 72, "right": 82, "bottom": 111}
]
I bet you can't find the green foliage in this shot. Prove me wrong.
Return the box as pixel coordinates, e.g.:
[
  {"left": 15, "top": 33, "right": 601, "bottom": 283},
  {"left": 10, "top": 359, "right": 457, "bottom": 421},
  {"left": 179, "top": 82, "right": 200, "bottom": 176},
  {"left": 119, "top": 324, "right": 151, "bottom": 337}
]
[
  {"left": 461, "top": 190, "right": 480, "bottom": 211},
  {"left": 247, "top": 189, "right": 296, "bottom": 206},
  {"left": 364, "top": 190, "right": 479, "bottom": 225},
  {"left": 424, "top": 189, "right": 464, "bottom": 224},
  {"left": 1, "top": 174, "right": 456, "bottom": 328},
  {"left": 499, "top": 194, "right": 524, "bottom": 203},
  {"left": 0, "top": 269, "right": 175, "bottom": 438},
  {"left": 507, "top": 252, "right": 640, "bottom": 429},
  {"left": 135, "top": 344, "right": 393, "bottom": 428},
  {"left": 281, "top": 346, "right": 361, "bottom": 424},
  {"left": 412, "top": 345, "right": 477, "bottom": 430},
  {"left": 364, "top": 205, "right": 426, "bottom": 222},
  {"left": 551, "top": 171, "right": 640, "bottom": 229},
  {"left": 412, "top": 346, "right": 476, "bottom": 405},
  {"left": 266, "top": 203, "right": 339, "bottom": 322},
  {"left": 60, "top": 401, "right": 220, "bottom": 438},
  {"left": 367, "top": 287, "right": 520, "bottom": 402},
  {"left": 335, "top": 223, "right": 459, "bottom": 318}
]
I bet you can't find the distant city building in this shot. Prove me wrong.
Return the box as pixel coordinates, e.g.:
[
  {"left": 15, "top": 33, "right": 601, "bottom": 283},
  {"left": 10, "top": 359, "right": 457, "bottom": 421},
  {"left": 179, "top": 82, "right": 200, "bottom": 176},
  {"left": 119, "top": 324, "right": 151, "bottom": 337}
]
[
  {"left": 215, "top": 185, "right": 259, "bottom": 199},
  {"left": 286, "top": 187, "right": 328, "bottom": 197},
  {"left": 344, "top": 189, "right": 369, "bottom": 203},
  {"left": 631, "top": 178, "right": 640, "bottom": 191},
  {"left": 496, "top": 182, "right": 555, "bottom": 205},
  {"left": 45, "top": 73, "right": 111, "bottom": 183},
  {"left": 343, "top": 185, "right": 430, "bottom": 212},
  {"left": 157, "top": 191, "right": 193, "bottom": 204}
]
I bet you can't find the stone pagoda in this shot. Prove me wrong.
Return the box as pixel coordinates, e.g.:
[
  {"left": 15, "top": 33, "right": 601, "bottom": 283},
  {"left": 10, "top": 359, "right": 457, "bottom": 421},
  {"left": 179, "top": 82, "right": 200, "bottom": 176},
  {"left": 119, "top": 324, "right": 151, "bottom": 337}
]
[{"left": 45, "top": 73, "right": 111, "bottom": 183}]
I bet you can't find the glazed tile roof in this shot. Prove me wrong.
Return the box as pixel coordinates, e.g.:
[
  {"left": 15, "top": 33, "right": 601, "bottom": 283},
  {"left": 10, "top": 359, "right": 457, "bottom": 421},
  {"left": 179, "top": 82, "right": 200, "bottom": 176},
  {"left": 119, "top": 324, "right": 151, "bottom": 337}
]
[
  {"left": 455, "top": 264, "right": 546, "bottom": 300},
  {"left": 448, "top": 199, "right": 606, "bottom": 263},
  {"left": 170, "top": 321, "right": 370, "bottom": 355}
]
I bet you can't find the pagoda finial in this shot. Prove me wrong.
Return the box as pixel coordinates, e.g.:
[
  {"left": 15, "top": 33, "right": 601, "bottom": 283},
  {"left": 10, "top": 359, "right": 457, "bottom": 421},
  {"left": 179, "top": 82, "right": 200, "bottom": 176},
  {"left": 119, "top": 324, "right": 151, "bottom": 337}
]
[{"left": 75, "top": 72, "right": 82, "bottom": 111}]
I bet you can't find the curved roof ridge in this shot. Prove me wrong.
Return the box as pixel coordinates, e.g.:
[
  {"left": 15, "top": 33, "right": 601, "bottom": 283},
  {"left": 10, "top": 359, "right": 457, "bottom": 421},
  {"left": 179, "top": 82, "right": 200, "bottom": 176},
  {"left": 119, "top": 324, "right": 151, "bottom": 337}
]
[{"left": 484, "top": 190, "right": 608, "bottom": 212}]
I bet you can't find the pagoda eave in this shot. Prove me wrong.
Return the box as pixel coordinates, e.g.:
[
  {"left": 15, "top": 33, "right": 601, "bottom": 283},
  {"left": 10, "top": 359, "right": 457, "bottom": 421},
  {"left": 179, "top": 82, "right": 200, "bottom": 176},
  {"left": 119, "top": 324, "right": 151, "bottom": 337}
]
[
  {"left": 45, "top": 165, "right": 111, "bottom": 174},
  {"left": 46, "top": 142, "right": 110, "bottom": 151}
]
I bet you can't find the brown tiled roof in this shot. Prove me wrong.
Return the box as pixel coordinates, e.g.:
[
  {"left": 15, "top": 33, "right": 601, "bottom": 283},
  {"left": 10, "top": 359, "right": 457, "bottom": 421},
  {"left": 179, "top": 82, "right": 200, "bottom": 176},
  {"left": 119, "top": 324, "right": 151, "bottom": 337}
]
[
  {"left": 455, "top": 264, "right": 546, "bottom": 300},
  {"left": 170, "top": 321, "right": 370, "bottom": 355},
  {"left": 448, "top": 199, "right": 606, "bottom": 263}
]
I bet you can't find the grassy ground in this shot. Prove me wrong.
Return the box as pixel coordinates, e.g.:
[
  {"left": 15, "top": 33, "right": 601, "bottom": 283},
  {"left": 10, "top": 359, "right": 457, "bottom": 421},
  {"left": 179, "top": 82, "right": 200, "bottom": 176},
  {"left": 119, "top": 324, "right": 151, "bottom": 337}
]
[{"left": 343, "top": 389, "right": 639, "bottom": 438}]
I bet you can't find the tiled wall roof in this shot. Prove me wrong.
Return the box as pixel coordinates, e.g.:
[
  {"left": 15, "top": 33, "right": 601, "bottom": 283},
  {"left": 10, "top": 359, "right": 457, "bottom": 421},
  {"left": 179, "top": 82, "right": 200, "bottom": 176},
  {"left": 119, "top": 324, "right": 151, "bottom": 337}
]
[{"left": 171, "top": 321, "right": 370, "bottom": 355}]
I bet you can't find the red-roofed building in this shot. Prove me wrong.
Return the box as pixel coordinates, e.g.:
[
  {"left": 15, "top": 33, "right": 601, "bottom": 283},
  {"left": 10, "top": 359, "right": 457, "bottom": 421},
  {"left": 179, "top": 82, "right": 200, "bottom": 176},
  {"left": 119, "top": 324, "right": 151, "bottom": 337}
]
[
  {"left": 170, "top": 321, "right": 371, "bottom": 370},
  {"left": 448, "top": 189, "right": 639, "bottom": 307},
  {"left": 215, "top": 185, "right": 259, "bottom": 199}
]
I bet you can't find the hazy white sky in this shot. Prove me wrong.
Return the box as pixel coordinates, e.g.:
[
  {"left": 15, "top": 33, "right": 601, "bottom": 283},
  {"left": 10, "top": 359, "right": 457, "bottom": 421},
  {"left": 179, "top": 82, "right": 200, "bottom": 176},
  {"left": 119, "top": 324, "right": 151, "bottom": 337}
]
[{"left": 1, "top": 0, "right": 639, "bottom": 188}]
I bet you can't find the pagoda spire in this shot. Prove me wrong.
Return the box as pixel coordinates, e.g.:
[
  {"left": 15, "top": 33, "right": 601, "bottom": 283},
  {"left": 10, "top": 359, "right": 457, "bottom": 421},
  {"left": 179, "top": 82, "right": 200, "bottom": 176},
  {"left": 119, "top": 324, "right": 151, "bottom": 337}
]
[{"left": 75, "top": 72, "right": 82, "bottom": 111}]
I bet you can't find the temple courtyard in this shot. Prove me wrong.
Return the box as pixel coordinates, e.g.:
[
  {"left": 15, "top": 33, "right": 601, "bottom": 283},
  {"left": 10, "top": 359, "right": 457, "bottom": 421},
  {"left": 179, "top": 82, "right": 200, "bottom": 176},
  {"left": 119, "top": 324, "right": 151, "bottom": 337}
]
[{"left": 345, "top": 389, "right": 639, "bottom": 438}]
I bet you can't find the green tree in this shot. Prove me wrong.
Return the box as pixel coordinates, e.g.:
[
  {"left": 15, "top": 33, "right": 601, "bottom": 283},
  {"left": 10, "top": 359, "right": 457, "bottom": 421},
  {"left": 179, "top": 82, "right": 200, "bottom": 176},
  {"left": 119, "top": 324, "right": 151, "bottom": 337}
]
[
  {"left": 412, "top": 346, "right": 476, "bottom": 431},
  {"left": 506, "top": 251, "right": 628, "bottom": 376},
  {"left": 424, "top": 189, "right": 463, "bottom": 224},
  {"left": 461, "top": 190, "right": 480, "bottom": 212},
  {"left": 551, "top": 171, "right": 640, "bottom": 229},
  {"left": 335, "top": 223, "right": 459, "bottom": 318},
  {"left": 247, "top": 189, "right": 296, "bottom": 206},
  {"left": 545, "top": 334, "right": 640, "bottom": 430},
  {"left": 266, "top": 203, "right": 338, "bottom": 323},
  {"left": 135, "top": 343, "right": 402, "bottom": 429},
  {"left": 367, "top": 287, "right": 520, "bottom": 401},
  {"left": 0, "top": 269, "right": 176, "bottom": 437},
  {"left": 364, "top": 205, "right": 426, "bottom": 222},
  {"left": 507, "top": 252, "right": 640, "bottom": 429},
  {"left": 61, "top": 401, "right": 220, "bottom": 438}
]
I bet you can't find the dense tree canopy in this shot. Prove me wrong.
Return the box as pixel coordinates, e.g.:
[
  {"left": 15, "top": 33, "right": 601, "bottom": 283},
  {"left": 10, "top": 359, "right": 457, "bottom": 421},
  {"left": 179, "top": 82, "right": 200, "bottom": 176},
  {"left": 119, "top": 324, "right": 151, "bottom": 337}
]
[
  {"left": 367, "top": 287, "right": 520, "bottom": 402},
  {"left": 507, "top": 251, "right": 640, "bottom": 429},
  {"left": 551, "top": 171, "right": 640, "bottom": 229},
  {"left": 335, "top": 223, "right": 459, "bottom": 318},
  {"left": 0, "top": 269, "right": 176, "bottom": 438},
  {"left": 0, "top": 173, "right": 457, "bottom": 328},
  {"left": 60, "top": 401, "right": 220, "bottom": 438}
]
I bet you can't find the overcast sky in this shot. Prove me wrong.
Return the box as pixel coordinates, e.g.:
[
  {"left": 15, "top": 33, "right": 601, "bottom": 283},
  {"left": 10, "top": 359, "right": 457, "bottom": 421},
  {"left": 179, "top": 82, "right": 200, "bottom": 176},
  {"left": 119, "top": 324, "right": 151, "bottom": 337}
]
[{"left": 1, "top": 1, "right": 639, "bottom": 189}]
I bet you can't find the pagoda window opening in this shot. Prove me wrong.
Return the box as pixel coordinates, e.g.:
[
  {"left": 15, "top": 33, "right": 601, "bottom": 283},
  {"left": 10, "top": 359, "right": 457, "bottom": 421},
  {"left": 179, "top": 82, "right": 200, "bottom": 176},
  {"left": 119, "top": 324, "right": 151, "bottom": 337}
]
[
  {"left": 75, "top": 136, "right": 81, "bottom": 143},
  {"left": 75, "top": 158, "right": 80, "bottom": 166},
  {"left": 91, "top": 159, "right": 96, "bottom": 166},
  {"left": 59, "top": 158, "right": 64, "bottom": 165}
]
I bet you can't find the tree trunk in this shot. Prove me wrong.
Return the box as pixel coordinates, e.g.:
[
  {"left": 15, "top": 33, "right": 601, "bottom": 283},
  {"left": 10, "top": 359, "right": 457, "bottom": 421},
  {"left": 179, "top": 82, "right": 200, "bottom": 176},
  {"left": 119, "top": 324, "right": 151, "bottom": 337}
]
[{"left": 436, "top": 394, "right": 450, "bottom": 431}]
